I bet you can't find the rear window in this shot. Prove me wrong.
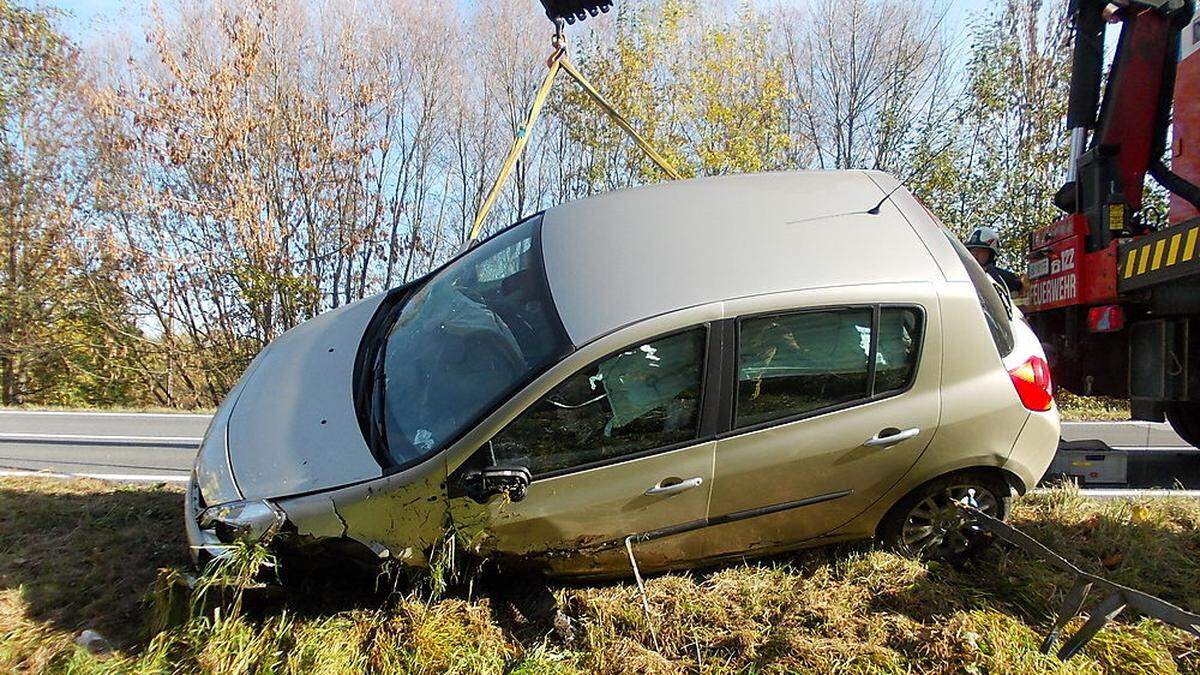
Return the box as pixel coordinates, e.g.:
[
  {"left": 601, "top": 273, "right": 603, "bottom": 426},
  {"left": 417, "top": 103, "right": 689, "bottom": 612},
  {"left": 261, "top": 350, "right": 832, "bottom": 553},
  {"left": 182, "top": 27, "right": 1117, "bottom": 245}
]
[
  {"left": 945, "top": 233, "right": 1015, "bottom": 357},
  {"left": 733, "top": 306, "right": 924, "bottom": 429}
]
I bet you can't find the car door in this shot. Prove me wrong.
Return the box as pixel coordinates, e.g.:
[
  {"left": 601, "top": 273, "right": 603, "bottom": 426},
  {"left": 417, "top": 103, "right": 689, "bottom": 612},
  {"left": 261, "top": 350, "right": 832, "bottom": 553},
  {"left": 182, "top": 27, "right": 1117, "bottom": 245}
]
[
  {"left": 700, "top": 288, "right": 941, "bottom": 561},
  {"left": 447, "top": 324, "right": 720, "bottom": 577}
]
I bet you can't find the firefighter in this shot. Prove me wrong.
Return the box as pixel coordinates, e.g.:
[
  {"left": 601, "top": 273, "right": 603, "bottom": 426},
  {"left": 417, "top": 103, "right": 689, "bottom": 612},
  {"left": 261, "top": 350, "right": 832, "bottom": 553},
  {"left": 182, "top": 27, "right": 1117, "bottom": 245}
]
[{"left": 965, "top": 226, "right": 1023, "bottom": 294}]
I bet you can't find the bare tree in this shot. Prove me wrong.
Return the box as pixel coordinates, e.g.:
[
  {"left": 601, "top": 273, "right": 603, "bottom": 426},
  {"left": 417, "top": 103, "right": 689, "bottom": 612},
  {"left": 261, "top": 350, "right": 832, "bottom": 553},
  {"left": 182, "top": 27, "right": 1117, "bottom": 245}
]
[
  {"left": 9, "top": 0, "right": 1071, "bottom": 408},
  {"left": 777, "top": 0, "right": 956, "bottom": 172}
]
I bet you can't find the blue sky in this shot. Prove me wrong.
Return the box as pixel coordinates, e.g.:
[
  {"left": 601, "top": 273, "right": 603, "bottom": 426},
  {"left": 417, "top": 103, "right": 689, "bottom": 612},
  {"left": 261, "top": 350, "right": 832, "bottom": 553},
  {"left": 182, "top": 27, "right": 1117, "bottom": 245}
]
[
  {"left": 40, "top": 0, "right": 999, "bottom": 41},
  {"left": 41, "top": 0, "right": 148, "bottom": 35}
]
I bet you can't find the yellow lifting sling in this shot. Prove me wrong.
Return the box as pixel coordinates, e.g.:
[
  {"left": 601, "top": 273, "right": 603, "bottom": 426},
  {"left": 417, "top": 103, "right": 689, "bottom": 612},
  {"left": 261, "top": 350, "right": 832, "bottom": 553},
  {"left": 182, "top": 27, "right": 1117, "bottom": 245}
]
[{"left": 467, "top": 29, "right": 682, "bottom": 243}]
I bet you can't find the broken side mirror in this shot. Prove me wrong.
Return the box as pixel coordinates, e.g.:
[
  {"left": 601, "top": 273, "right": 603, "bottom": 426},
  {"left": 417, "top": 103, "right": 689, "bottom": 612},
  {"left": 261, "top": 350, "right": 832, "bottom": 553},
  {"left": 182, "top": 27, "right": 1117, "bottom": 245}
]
[{"left": 461, "top": 466, "right": 532, "bottom": 504}]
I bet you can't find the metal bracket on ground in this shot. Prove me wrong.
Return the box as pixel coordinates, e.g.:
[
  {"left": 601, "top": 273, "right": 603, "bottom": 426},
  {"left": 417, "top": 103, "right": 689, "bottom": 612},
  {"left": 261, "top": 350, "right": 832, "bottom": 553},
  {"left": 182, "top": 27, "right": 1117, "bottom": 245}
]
[
  {"left": 624, "top": 535, "right": 662, "bottom": 651},
  {"left": 956, "top": 503, "right": 1200, "bottom": 660}
]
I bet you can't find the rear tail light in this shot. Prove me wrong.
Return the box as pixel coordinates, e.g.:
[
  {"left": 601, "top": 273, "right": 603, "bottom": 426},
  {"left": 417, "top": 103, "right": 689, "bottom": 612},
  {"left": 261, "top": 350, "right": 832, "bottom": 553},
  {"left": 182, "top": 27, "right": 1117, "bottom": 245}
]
[{"left": 1009, "top": 356, "right": 1054, "bottom": 411}]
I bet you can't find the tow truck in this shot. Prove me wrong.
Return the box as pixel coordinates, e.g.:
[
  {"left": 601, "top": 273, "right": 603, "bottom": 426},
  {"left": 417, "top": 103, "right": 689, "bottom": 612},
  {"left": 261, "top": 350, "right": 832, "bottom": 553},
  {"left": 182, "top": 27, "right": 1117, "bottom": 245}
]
[{"left": 1025, "top": 0, "right": 1200, "bottom": 450}]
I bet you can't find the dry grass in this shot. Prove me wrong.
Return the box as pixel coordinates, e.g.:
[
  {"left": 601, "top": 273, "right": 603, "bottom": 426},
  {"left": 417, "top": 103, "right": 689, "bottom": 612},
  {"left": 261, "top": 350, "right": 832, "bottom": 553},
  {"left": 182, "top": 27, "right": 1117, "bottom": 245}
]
[
  {"left": 1055, "top": 392, "right": 1132, "bottom": 422},
  {"left": 1, "top": 476, "right": 1198, "bottom": 673}
]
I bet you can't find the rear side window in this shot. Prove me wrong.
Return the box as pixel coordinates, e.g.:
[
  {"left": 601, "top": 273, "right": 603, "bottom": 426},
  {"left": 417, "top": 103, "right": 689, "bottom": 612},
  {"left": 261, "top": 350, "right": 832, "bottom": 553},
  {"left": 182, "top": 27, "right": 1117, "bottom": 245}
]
[
  {"left": 945, "top": 233, "right": 1015, "bottom": 356},
  {"left": 735, "top": 307, "right": 924, "bottom": 429},
  {"left": 737, "top": 309, "right": 872, "bottom": 427},
  {"left": 488, "top": 327, "right": 708, "bottom": 476},
  {"left": 876, "top": 308, "right": 923, "bottom": 393}
]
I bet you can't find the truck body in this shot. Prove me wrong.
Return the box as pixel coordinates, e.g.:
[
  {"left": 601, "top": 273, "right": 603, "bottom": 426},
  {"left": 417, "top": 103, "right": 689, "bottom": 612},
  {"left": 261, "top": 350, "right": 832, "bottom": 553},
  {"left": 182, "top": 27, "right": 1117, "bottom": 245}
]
[{"left": 1026, "top": 0, "right": 1200, "bottom": 447}]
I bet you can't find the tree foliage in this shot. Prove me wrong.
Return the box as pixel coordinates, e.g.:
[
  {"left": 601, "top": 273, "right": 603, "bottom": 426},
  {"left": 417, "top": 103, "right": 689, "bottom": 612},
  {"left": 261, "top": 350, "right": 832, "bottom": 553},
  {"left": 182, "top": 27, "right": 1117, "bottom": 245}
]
[
  {"left": 914, "top": 0, "right": 1073, "bottom": 268},
  {"left": 0, "top": 0, "right": 144, "bottom": 405},
  {"left": 1, "top": 0, "right": 1083, "bottom": 407}
]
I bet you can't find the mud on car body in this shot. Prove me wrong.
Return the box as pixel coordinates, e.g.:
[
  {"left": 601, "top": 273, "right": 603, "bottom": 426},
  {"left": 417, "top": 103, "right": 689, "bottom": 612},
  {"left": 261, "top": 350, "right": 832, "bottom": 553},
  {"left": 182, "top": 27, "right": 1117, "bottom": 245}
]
[{"left": 187, "top": 170, "right": 1059, "bottom": 577}]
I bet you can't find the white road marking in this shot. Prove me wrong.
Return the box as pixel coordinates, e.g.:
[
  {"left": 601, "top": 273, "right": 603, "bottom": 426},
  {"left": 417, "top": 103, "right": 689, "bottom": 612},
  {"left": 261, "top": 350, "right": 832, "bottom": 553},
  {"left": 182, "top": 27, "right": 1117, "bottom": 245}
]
[
  {"left": 1109, "top": 446, "right": 1195, "bottom": 451},
  {"left": 0, "top": 409, "right": 212, "bottom": 419},
  {"left": 1061, "top": 420, "right": 1171, "bottom": 427},
  {"left": 1032, "top": 487, "right": 1200, "bottom": 499},
  {"left": 0, "top": 468, "right": 189, "bottom": 482},
  {"left": 0, "top": 433, "right": 203, "bottom": 444}
]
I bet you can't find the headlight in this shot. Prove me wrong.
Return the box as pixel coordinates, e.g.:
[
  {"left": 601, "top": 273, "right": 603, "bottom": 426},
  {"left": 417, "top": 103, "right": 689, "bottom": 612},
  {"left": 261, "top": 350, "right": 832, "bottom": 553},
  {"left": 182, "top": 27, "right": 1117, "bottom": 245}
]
[
  {"left": 197, "top": 500, "right": 286, "bottom": 543},
  {"left": 192, "top": 409, "right": 242, "bottom": 508}
]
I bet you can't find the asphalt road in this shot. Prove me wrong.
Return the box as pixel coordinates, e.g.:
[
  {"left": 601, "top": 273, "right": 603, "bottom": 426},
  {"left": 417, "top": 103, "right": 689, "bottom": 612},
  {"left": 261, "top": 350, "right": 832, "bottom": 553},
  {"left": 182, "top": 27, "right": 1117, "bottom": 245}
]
[
  {"left": 0, "top": 410, "right": 1195, "bottom": 486},
  {"left": 0, "top": 410, "right": 210, "bottom": 482},
  {"left": 1060, "top": 420, "right": 1199, "bottom": 490}
]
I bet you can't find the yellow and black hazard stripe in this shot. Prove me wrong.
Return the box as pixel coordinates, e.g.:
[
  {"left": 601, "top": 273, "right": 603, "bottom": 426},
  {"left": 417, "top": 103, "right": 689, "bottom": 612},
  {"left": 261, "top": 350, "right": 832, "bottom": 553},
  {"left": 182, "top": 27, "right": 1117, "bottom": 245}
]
[{"left": 1118, "top": 220, "right": 1200, "bottom": 292}]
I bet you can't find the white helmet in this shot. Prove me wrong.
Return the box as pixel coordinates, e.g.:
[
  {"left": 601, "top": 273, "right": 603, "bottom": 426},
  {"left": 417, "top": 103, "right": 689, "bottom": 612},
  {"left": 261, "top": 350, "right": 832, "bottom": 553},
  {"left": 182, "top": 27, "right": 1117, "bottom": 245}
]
[{"left": 965, "top": 226, "right": 1001, "bottom": 255}]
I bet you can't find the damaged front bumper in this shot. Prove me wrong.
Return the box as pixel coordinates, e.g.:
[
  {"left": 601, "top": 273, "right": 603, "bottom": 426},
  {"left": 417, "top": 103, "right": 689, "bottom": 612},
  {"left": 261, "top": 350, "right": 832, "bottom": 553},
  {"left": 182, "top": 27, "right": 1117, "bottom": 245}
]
[
  {"left": 185, "top": 474, "right": 223, "bottom": 564},
  {"left": 185, "top": 473, "right": 286, "bottom": 564}
]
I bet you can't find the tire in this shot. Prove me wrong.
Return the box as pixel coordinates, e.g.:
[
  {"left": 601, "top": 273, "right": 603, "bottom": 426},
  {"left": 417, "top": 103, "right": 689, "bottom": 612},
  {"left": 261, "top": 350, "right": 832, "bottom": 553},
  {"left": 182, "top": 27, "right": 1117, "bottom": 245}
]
[
  {"left": 1166, "top": 402, "right": 1200, "bottom": 449},
  {"left": 878, "top": 471, "right": 1012, "bottom": 562}
]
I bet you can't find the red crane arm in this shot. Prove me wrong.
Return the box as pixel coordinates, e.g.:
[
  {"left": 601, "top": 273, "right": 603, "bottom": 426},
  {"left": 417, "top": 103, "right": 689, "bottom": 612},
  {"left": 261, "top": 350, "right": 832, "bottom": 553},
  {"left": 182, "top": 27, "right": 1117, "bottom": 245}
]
[
  {"left": 1093, "top": 6, "right": 1178, "bottom": 213},
  {"left": 1057, "top": 0, "right": 1197, "bottom": 251}
]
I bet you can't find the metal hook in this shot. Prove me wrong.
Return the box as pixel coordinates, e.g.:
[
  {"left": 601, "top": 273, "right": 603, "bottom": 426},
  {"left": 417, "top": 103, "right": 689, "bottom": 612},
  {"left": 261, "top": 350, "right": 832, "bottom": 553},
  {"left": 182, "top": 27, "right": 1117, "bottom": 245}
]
[{"left": 548, "top": 18, "right": 567, "bottom": 66}]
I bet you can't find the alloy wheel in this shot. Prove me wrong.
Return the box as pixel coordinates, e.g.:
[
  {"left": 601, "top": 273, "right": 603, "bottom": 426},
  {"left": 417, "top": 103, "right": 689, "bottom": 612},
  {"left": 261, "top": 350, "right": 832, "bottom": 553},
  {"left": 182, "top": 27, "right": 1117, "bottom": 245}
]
[{"left": 899, "top": 484, "right": 1000, "bottom": 559}]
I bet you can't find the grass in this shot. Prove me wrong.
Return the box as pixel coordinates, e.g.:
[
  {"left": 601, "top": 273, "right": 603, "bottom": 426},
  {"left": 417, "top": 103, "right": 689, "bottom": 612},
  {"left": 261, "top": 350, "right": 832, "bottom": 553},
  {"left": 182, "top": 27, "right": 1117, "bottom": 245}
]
[
  {"left": 1055, "top": 392, "right": 1132, "bottom": 423},
  {"left": 1, "top": 476, "right": 1198, "bottom": 673}
]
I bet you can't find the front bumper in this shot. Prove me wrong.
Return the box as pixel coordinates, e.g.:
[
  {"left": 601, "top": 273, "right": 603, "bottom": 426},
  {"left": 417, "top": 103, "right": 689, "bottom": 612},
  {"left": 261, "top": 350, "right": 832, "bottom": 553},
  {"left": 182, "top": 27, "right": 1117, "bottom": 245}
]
[{"left": 185, "top": 473, "right": 290, "bottom": 567}]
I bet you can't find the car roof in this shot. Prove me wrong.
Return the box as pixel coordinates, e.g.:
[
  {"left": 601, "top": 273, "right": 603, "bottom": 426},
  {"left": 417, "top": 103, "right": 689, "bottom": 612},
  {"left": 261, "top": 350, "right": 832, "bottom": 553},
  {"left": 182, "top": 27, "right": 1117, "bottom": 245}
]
[{"left": 540, "top": 170, "right": 946, "bottom": 346}]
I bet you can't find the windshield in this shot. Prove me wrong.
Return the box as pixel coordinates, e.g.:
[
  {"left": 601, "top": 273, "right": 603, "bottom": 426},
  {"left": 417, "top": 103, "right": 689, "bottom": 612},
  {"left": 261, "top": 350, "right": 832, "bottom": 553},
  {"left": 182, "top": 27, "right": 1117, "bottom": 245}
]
[{"left": 377, "top": 216, "right": 571, "bottom": 467}]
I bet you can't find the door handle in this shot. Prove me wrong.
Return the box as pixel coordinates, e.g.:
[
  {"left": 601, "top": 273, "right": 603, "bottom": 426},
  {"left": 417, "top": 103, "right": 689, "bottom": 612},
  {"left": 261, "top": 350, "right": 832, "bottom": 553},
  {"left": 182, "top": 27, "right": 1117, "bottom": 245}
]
[
  {"left": 644, "top": 476, "right": 703, "bottom": 496},
  {"left": 863, "top": 427, "right": 921, "bottom": 448}
]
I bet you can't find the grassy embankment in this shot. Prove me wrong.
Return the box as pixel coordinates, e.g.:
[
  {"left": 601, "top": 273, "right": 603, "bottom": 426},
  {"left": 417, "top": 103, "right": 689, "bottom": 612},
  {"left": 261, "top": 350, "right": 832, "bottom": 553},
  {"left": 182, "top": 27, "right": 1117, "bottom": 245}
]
[
  {"left": 1054, "top": 392, "right": 1132, "bottom": 423},
  {"left": 1, "top": 476, "right": 1198, "bottom": 673}
]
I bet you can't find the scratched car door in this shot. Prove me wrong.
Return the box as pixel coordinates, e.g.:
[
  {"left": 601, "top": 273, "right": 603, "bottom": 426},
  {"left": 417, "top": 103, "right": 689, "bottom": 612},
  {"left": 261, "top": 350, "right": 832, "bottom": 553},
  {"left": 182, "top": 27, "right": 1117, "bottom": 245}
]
[{"left": 447, "top": 326, "right": 717, "bottom": 576}]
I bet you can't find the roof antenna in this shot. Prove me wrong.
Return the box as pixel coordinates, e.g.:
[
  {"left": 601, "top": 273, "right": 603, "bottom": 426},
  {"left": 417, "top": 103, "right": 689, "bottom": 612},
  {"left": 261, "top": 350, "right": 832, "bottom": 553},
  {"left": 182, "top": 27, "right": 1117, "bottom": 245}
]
[{"left": 866, "top": 182, "right": 905, "bottom": 215}]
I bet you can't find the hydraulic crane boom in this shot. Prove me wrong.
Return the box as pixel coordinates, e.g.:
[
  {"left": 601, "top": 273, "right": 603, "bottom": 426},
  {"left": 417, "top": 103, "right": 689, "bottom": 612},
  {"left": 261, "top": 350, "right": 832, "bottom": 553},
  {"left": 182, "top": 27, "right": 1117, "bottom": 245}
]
[
  {"left": 1054, "top": 0, "right": 1198, "bottom": 247},
  {"left": 1026, "top": 0, "right": 1200, "bottom": 447}
]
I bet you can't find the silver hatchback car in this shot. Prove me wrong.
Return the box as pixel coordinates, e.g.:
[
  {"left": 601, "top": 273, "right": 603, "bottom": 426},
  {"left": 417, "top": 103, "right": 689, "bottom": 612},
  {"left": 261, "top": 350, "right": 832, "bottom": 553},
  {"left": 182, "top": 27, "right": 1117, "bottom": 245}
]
[{"left": 187, "top": 171, "right": 1059, "bottom": 578}]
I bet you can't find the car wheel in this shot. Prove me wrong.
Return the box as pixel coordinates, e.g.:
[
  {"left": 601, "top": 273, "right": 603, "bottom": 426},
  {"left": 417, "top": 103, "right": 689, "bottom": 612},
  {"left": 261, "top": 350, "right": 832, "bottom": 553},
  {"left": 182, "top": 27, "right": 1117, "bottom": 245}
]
[
  {"left": 1166, "top": 402, "right": 1200, "bottom": 449},
  {"left": 879, "top": 472, "right": 1012, "bottom": 561}
]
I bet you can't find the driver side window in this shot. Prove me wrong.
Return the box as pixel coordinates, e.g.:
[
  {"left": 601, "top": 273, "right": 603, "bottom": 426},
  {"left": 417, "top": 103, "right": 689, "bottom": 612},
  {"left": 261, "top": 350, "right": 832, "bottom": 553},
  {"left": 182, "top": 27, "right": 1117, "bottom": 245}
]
[{"left": 487, "top": 327, "right": 708, "bottom": 477}]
